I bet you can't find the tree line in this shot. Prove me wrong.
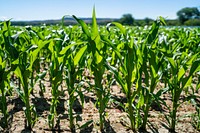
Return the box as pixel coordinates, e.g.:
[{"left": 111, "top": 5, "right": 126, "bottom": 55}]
[{"left": 120, "top": 7, "right": 200, "bottom": 26}]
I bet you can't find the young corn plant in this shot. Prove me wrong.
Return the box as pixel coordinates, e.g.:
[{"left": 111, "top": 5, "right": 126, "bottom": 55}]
[
  {"left": 103, "top": 22, "right": 142, "bottom": 131},
  {"left": 0, "top": 55, "right": 9, "bottom": 128},
  {"left": 163, "top": 51, "right": 200, "bottom": 132},
  {"left": 60, "top": 42, "right": 87, "bottom": 131},
  {"left": 0, "top": 21, "right": 15, "bottom": 128},
  {"left": 73, "top": 8, "right": 111, "bottom": 131},
  {"left": 1, "top": 21, "right": 36, "bottom": 129},
  {"left": 139, "top": 18, "right": 166, "bottom": 130},
  {"left": 12, "top": 45, "right": 40, "bottom": 130},
  {"left": 28, "top": 40, "right": 50, "bottom": 97},
  {"left": 48, "top": 40, "right": 66, "bottom": 129},
  {"left": 9, "top": 23, "right": 48, "bottom": 129},
  {"left": 57, "top": 23, "right": 87, "bottom": 131}
]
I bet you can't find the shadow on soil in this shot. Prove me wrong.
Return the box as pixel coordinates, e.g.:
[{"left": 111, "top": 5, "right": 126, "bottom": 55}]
[
  {"left": 1, "top": 97, "right": 24, "bottom": 132},
  {"left": 104, "top": 120, "right": 116, "bottom": 133},
  {"left": 32, "top": 97, "right": 50, "bottom": 116}
]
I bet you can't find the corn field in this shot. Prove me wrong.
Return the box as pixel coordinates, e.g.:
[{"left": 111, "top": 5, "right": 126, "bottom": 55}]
[{"left": 0, "top": 9, "right": 200, "bottom": 133}]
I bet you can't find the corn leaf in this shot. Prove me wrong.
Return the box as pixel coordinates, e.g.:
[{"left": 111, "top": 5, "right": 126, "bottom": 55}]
[
  {"left": 72, "top": 15, "right": 91, "bottom": 38},
  {"left": 112, "top": 22, "right": 126, "bottom": 37},
  {"left": 74, "top": 45, "right": 87, "bottom": 66},
  {"left": 182, "top": 60, "right": 200, "bottom": 89},
  {"left": 59, "top": 43, "right": 76, "bottom": 55},
  {"left": 178, "top": 67, "right": 185, "bottom": 82},
  {"left": 91, "top": 6, "right": 98, "bottom": 41},
  {"left": 14, "top": 67, "right": 24, "bottom": 87},
  {"left": 105, "top": 63, "right": 127, "bottom": 94}
]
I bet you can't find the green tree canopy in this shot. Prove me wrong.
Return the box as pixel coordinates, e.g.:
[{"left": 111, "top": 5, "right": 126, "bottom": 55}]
[
  {"left": 177, "top": 7, "right": 200, "bottom": 24},
  {"left": 119, "top": 14, "right": 134, "bottom": 25},
  {"left": 144, "top": 17, "right": 153, "bottom": 25}
]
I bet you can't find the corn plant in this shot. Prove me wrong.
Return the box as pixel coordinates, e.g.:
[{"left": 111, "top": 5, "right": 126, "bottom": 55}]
[
  {"left": 14, "top": 53, "right": 36, "bottom": 130},
  {"left": 73, "top": 8, "right": 111, "bottom": 131},
  {"left": 0, "top": 55, "right": 9, "bottom": 128},
  {"left": 102, "top": 17, "right": 166, "bottom": 131},
  {"left": 56, "top": 22, "right": 87, "bottom": 131},
  {"left": 61, "top": 42, "right": 87, "bottom": 131},
  {"left": 1, "top": 21, "right": 20, "bottom": 128},
  {"left": 0, "top": 21, "right": 11, "bottom": 128},
  {"left": 103, "top": 22, "right": 142, "bottom": 131},
  {"left": 1, "top": 15, "right": 200, "bottom": 133},
  {"left": 139, "top": 18, "right": 166, "bottom": 130},
  {"left": 12, "top": 44, "right": 37, "bottom": 129},
  {"left": 163, "top": 51, "right": 200, "bottom": 132},
  {"left": 47, "top": 39, "right": 66, "bottom": 129},
  {"left": 6, "top": 23, "right": 49, "bottom": 129}
]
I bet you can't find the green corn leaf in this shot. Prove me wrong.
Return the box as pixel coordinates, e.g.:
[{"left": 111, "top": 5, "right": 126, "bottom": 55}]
[
  {"left": 74, "top": 45, "right": 87, "bottom": 66},
  {"left": 28, "top": 48, "right": 40, "bottom": 71},
  {"left": 58, "top": 56, "right": 65, "bottom": 66},
  {"left": 91, "top": 7, "right": 101, "bottom": 53},
  {"left": 150, "top": 65, "right": 158, "bottom": 79},
  {"left": 167, "top": 57, "right": 176, "bottom": 71},
  {"left": 146, "top": 20, "right": 159, "bottom": 44},
  {"left": 105, "top": 63, "right": 127, "bottom": 94},
  {"left": 159, "top": 16, "right": 166, "bottom": 25},
  {"left": 151, "top": 41, "right": 157, "bottom": 50},
  {"left": 137, "top": 93, "right": 145, "bottom": 107},
  {"left": 94, "top": 51, "right": 103, "bottom": 64},
  {"left": 72, "top": 15, "right": 91, "bottom": 38},
  {"left": 12, "top": 31, "right": 24, "bottom": 41},
  {"left": 38, "top": 40, "right": 50, "bottom": 50},
  {"left": 48, "top": 40, "right": 54, "bottom": 53},
  {"left": 178, "top": 67, "right": 185, "bottom": 82},
  {"left": 0, "top": 56, "right": 2, "bottom": 64},
  {"left": 59, "top": 43, "right": 76, "bottom": 55},
  {"left": 182, "top": 76, "right": 192, "bottom": 89},
  {"left": 3, "top": 35, "right": 19, "bottom": 60},
  {"left": 14, "top": 67, "right": 24, "bottom": 87},
  {"left": 112, "top": 22, "right": 126, "bottom": 37},
  {"left": 182, "top": 60, "right": 200, "bottom": 89},
  {"left": 186, "top": 53, "right": 198, "bottom": 66},
  {"left": 91, "top": 6, "right": 98, "bottom": 40},
  {"left": 37, "top": 31, "right": 45, "bottom": 40},
  {"left": 131, "top": 68, "right": 137, "bottom": 82},
  {"left": 149, "top": 49, "right": 158, "bottom": 71},
  {"left": 101, "top": 35, "right": 123, "bottom": 64},
  {"left": 1, "top": 60, "right": 6, "bottom": 70},
  {"left": 189, "top": 60, "right": 200, "bottom": 76}
]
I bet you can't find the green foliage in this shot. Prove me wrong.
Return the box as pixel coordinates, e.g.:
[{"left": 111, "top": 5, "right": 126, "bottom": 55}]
[
  {"left": 0, "top": 9, "right": 199, "bottom": 133},
  {"left": 73, "top": 7, "right": 111, "bottom": 131},
  {"left": 177, "top": 7, "right": 200, "bottom": 24},
  {"left": 184, "top": 19, "right": 200, "bottom": 26},
  {"left": 119, "top": 14, "right": 134, "bottom": 25}
]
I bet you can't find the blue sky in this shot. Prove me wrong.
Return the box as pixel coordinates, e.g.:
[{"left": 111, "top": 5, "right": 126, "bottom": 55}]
[{"left": 0, "top": 0, "right": 199, "bottom": 21}]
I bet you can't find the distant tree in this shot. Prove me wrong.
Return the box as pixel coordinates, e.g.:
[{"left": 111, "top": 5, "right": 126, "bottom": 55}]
[
  {"left": 184, "top": 19, "right": 200, "bottom": 26},
  {"left": 165, "top": 20, "right": 180, "bottom": 26},
  {"left": 119, "top": 14, "right": 134, "bottom": 25},
  {"left": 144, "top": 17, "right": 153, "bottom": 25},
  {"left": 177, "top": 7, "right": 200, "bottom": 24}
]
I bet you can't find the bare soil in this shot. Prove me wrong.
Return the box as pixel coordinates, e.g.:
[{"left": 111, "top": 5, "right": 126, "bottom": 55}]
[{"left": 0, "top": 78, "right": 199, "bottom": 133}]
